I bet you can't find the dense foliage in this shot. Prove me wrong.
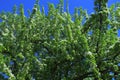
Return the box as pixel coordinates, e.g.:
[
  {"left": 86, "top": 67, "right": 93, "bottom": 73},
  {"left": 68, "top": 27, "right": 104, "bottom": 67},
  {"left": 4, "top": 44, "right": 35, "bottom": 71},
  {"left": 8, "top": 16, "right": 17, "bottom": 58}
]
[{"left": 0, "top": 0, "right": 120, "bottom": 80}]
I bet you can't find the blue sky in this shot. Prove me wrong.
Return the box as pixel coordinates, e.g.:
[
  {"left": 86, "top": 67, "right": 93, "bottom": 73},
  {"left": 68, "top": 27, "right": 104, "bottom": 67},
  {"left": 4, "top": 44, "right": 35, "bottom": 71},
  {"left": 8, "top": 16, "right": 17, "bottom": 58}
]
[
  {"left": 0, "top": 1, "right": 120, "bottom": 36},
  {"left": 1, "top": 0, "right": 118, "bottom": 36},
  {"left": 0, "top": 0, "right": 119, "bottom": 15}
]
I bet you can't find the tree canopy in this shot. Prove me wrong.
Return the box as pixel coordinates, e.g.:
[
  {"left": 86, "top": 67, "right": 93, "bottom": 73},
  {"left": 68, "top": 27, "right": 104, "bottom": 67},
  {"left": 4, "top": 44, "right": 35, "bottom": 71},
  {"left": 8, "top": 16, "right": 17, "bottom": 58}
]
[{"left": 0, "top": 0, "right": 120, "bottom": 80}]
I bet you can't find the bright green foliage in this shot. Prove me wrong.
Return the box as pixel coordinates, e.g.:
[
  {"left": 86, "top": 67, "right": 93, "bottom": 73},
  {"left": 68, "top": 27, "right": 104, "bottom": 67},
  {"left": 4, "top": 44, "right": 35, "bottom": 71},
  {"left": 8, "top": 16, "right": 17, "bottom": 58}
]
[{"left": 0, "top": 0, "right": 120, "bottom": 80}]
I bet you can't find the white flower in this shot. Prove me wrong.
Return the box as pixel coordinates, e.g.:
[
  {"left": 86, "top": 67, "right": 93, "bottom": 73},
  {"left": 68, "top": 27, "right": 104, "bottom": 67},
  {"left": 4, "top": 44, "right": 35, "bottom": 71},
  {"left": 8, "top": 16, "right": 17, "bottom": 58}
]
[{"left": 86, "top": 51, "right": 92, "bottom": 55}]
